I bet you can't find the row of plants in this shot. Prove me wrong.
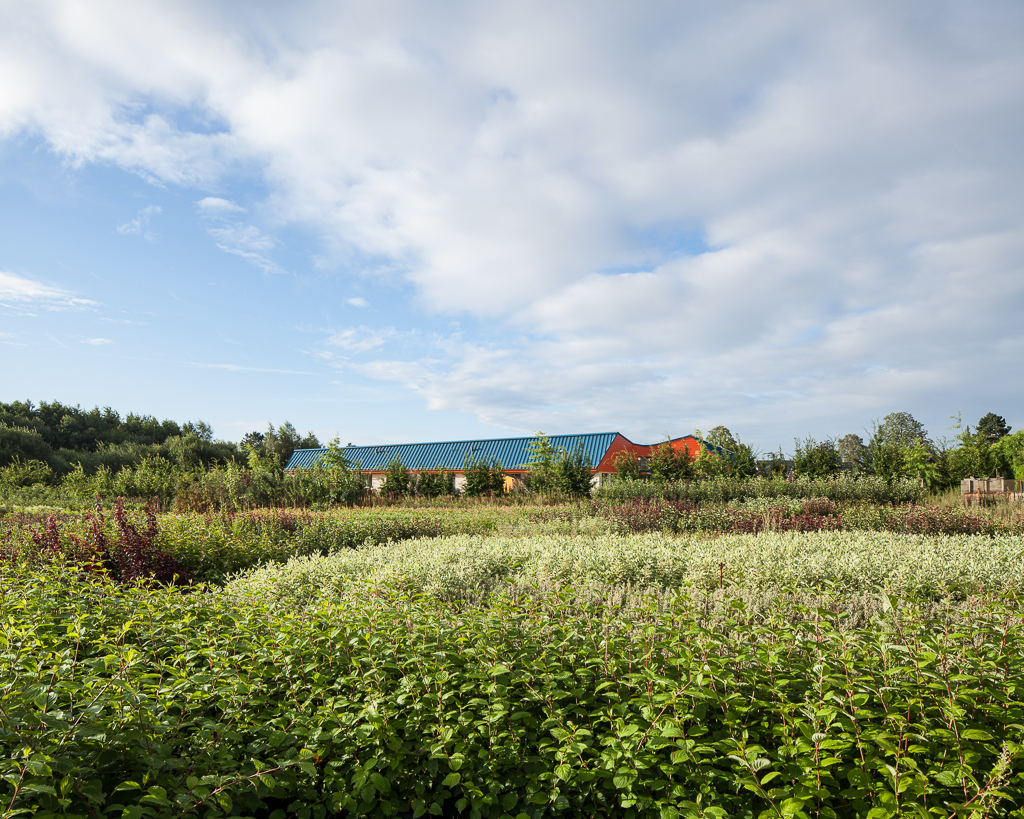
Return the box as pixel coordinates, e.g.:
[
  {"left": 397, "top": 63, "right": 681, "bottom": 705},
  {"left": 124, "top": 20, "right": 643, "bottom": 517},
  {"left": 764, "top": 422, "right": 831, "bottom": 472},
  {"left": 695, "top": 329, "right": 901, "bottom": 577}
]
[
  {"left": 227, "top": 528, "right": 1024, "bottom": 606},
  {"left": 0, "top": 434, "right": 595, "bottom": 512},
  {"left": 6, "top": 493, "right": 1019, "bottom": 589},
  {"left": 0, "top": 503, "right": 529, "bottom": 584},
  {"left": 594, "top": 475, "right": 928, "bottom": 506},
  {"left": 601, "top": 497, "right": 1013, "bottom": 537},
  {"left": 4, "top": 565, "right": 1023, "bottom": 819}
]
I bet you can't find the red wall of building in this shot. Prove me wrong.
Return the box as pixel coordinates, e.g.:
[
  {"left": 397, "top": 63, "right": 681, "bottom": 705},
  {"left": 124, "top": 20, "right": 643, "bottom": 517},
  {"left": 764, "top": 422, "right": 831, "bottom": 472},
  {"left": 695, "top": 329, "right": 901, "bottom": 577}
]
[{"left": 593, "top": 434, "right": 702, "bottom": 472}]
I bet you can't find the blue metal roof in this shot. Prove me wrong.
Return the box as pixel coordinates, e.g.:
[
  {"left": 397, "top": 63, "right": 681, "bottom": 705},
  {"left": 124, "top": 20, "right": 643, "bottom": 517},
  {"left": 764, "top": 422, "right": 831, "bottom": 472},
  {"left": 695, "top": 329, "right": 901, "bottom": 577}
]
[{"left": 285, "top": 432, "right": 620, "bottom": 473}]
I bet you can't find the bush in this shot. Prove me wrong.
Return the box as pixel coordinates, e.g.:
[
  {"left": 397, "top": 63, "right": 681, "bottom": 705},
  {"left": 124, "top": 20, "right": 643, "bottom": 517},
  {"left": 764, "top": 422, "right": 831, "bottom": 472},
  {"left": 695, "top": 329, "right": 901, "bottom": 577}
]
[
  {"left": 7, "top": 568, "right": 1024, "bottom": 818},
  {"left": 793, "top": 436, "right": 842, "bottom": 479},
  {"left": 12, "top": 498, "right": 190, "bottom": 585},
  {"left": 596, "top": 474, "right": 927, "bottom": 505},
  {"left": 381, "top": 456, "right": 411, "bottom": 498},
  {"left": 417, "top": 467, "right": 455, "bottom": 498},
  {"left": 463, "top": 454, "right": 504, "bottom": 497}
]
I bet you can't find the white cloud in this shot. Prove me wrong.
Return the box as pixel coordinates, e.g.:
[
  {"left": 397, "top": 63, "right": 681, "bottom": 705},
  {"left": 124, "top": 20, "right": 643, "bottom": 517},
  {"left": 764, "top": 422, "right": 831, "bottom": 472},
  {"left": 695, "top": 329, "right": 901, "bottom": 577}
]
[
  {"left": 326, "top": 326, "right": 390, "bottom": 352},
  {"left": 0, "top": 270, "right": 97, "bottom": 310},
  {"left": 198, "top": 196, "right": 245, "bottom": 214},
  {"left": 346, "top": 297, "right": 368, "bottom": 307},
  {"left": 207, "top": 224, "right": 282, "bottom": 273},
  {"left": 117, "top": 205, "right": 162, "bottom": 239},
  {"left": 2, "top": 2, "right": 1024, "bottom": 442},
  {"left": 84, "top": 337, "right": 113, "bottom": 345}
]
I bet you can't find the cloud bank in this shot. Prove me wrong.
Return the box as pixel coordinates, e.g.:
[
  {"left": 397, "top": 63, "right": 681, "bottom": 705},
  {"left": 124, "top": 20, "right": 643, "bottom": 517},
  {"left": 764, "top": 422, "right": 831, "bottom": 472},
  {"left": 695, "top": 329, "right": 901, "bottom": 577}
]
[{"left": 2, "top": 1, "right": 1022, "bottom": 441}]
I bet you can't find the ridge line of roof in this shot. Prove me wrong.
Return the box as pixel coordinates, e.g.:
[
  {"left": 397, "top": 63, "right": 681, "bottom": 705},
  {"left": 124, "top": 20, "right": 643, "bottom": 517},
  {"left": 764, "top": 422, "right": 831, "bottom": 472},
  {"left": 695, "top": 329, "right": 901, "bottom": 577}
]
[{"left": 290, "top": 431, "right": 625, "bottom": 453}]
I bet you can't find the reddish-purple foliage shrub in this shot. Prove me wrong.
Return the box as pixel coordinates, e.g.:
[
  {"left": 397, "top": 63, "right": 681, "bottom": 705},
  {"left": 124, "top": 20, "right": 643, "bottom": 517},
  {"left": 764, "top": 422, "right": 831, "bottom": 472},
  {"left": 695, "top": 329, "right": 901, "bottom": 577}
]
[
  {"left": 802, "top": 497, "right": 838, "bottom": 517},
  {"left": 24, "top": 497, "right": 190, "bottom": 586},
  {"left": 603, "top": 499, "right": 841, "bottom": 535},
  {"left": 888, "top": 505, "right": 988, "bottom": 536}
]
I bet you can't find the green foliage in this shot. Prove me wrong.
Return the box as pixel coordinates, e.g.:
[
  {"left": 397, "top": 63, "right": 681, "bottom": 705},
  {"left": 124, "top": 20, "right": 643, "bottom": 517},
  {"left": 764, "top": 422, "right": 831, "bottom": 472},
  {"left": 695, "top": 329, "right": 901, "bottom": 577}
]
[
  {"left": 978, "top": 412, "right": 1011, "bottom": 443},
  {"left": 0, "top": 422, "right": 64, "bottom": 473},
  {"left": 613, "top": 449, "right": 642, "bottom": 479},
  {"left": 260, "top": 420, "right": 321, "bottom": 465},
  {"left": 728, "top": 439, "right": 759, "bottom": 478},
  {"left": 417, "top": 467, "right": 455, "bottom": 498},
  {"left": 756, "top": 449, "right": 789, "bottom": 478},
  {"left": 648, "top": 439, "right": 693, "bottom": 482},
  {"left": 463, "top": 453, "right": 505, "bottom": 497},
  {"left": 381, "top": 456, "right": 411, "bottom": 497},
  {"left": 112, "top": 455, "right": 177, "bottom": 507},
  {"left": 596, "top": 474, "right": 928, "bottom": 505},
  {"left": 867, "top": 418, "right": 940, "bottom": 485},
  {"left": 522, "top": 433, "right": 594, "bottom": 498},
  {"left": 522, "top": 431, "right": 559, "bottom": 492},
  {"left": 793, "top": 437, "right": 842, "bottom": 479},
  {"left": 231, "top": 527, "right": 1024, "bottom": 601},
  {"left": 554, "top": 438, "right": 593, "bottom": 497},
  {"left": 5, "top": 564, "right": 1024, "bottom": 818},
  {"left": 0, "top": 457, "right": 53, "bottom": 488},
  {"left": 690, "top": 431, "right": 732, "bottom": 478},
  {"left": 836, "top": 433, "right": 869, "bottom": 473},
  {"left": 875, "top": 411, "right": 932, "bottom": 450},
  {"left": 996, "top": 430, "right": 1024, "bottom": 480},
  {"left": 302, "top": 438, "right": 367, "bottom": 506}
]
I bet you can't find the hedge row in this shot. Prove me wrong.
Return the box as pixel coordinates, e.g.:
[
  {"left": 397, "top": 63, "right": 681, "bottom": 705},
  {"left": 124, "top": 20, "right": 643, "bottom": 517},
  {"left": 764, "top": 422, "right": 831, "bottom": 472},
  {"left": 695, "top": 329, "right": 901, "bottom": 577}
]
[
  {"left": 594, "top": 476, "right": 927, "bottom": 506},
  {"left": 0, "top": 506, "right": 511, "bottom": 584},
  {"left": 3, "top": 567, "right": 1024, "bottom": 818},
  {"left": 227, "top": 530, "right": 1024, "bottom": 607}
]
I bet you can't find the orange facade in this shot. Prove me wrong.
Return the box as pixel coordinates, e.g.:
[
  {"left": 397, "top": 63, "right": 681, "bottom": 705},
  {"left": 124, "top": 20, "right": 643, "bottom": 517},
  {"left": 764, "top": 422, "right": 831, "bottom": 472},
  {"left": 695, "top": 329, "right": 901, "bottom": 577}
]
[{"left": 592, "top": 433, "right": 702, "bottom": 472}]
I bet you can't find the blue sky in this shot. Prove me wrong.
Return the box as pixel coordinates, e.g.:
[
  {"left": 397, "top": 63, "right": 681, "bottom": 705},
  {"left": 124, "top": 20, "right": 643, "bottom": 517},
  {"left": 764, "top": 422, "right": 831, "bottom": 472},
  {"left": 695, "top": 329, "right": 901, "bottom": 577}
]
[{"left": 1, "top": 1, "right": 1023, "bottom": 453}]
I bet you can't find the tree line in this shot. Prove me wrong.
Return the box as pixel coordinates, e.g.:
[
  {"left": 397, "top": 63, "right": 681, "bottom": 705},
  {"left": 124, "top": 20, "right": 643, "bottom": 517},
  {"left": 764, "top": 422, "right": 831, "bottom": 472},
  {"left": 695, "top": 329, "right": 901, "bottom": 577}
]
[{"left": 0, "top": 400, "right": 318, "bottom": 487}]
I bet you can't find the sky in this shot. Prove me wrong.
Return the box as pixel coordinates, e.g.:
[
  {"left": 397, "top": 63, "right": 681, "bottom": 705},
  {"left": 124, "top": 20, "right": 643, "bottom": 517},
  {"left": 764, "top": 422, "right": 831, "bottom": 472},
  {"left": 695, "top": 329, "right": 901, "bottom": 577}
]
[{"left": 1, "top": 1, "right": 1022, "bottom": 453}]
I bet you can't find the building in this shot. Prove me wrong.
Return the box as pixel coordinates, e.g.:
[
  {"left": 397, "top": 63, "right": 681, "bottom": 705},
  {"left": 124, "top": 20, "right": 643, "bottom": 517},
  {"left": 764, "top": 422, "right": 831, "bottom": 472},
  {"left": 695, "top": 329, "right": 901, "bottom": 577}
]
[
  {"left": 284, "top": 432, "right": 717, "bottom": 492},
  {"left": 961, "top": 477, "right": 1024, "bottom": 505}
]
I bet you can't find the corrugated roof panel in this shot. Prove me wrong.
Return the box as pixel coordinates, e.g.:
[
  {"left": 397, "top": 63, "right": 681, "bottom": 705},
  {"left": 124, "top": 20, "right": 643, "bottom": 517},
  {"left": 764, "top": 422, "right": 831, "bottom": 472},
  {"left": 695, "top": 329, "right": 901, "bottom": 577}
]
[{"left": 285, "top": 432, "right": 620, "bottom": 473}]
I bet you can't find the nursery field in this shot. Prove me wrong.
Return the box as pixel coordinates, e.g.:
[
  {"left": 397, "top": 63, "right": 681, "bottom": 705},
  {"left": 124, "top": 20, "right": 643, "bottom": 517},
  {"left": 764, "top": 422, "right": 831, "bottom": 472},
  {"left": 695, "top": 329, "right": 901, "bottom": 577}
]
[{"left": 3, "top": 494, "right": 1024, "bottom": 818}]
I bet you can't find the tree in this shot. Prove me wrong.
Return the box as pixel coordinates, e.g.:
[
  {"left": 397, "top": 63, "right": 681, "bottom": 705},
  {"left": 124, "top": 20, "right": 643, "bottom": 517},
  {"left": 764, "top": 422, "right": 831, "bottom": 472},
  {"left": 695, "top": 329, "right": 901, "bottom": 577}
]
[
  {"left": 613, "top": 449, "right": 642, "bottom": 480},
  {"left": 380, "top": 456, "right": 410, "bottom": 498},
  {"left": 522, "top": 432, "right": 559, "bottom": 493},
  {"left": 690, "top": 430, "right": 731, "bottom": 478},
  {"left": 418, "top": 466, "right": 455, "bottom": 497},
  {"left": 793, "top": 437, "right": 842, "bottom": 479},
  {"left": 648, "top": 439, "right": 693, "bottom": 482},
  {"left": 311, "top": 438, "right": 367, "bottom": 505},
  {"left": 241, "top": 430, "right": 265, "bottom": 451},
  {"left": 706, "top": 426, "right": 738, "bottom": 452},
  {"left": 756, "top": 449, "right": 789, "bottom": 478},
  {"left": 555, "top": 439, "right": 593, "bottom": 498},
  {"left": 874, "top": 412, "right": 931, "bottom": 450},
  {"left": 995, "top": 431, "right": 1024, "bottom": 479},
  {"left": 463, "top": 453, "right": 504, "bottom": 497},
  {"left": 837, "top": 433, "right": 869, "bottom": 472},
  {"left": 521, "top": 433, "right": 593, "bottom": 497},
  {"left": 181, "top": 420, "right": 214, "bottom": 442},
  {"left": 704, "top": 426, "right": 757, "bottom": 478},
  {"left": 977, "top": 413, "right": 1011, "bottom": 443},
  {"left": 262, "top": 422, "right": 320, "bottom": 466}
]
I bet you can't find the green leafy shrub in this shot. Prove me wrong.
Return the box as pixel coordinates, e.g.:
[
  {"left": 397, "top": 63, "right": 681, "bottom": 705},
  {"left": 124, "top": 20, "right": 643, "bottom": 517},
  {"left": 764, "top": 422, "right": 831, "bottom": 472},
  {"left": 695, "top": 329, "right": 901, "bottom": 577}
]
[
  {"left": 463, "top": 453, "right": 505, "bottom": 497},
  {"left": 793, "top": 436, "right": 842, "bottom": 479},
  {"left": 381, "top": 456, "right": 411, "bottom": 498},
  {"left": 647, "top": 439, "right": 694, "bottom": 482},
  {"left": 4, "top": 567, "right": 1024, "bottom": 818},
  {"left": 10, "top": 498, "right": 190, "bottom": 585},
  {"left": 597, "top": 475, "right": 927, "bottom": 505},
  {"left": 417, "top": 467, "right": 455, "bottom": 498},
  {"left": 228, "top": 529, "right": 1024, "bottom": 603}
]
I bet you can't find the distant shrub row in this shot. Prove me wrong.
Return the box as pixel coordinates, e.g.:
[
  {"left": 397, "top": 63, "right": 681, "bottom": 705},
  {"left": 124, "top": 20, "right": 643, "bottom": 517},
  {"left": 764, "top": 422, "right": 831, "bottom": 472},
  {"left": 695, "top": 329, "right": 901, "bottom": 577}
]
[{"left": 595, "top": 475, "right": 927, "bottom": 505}]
